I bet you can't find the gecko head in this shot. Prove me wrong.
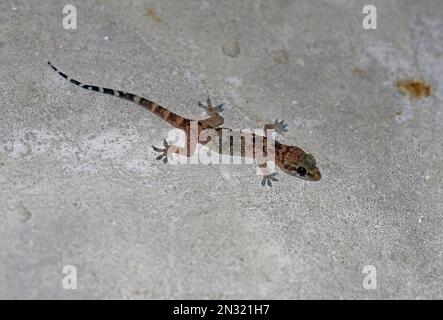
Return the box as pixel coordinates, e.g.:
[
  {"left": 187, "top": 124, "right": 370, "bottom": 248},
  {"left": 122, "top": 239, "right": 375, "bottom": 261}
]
[{"left": 277, "top": 149, "right": 321, "bottom": 181}]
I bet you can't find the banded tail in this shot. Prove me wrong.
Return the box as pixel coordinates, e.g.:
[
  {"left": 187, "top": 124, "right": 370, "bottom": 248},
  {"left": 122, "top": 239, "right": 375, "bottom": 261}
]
[{"left": 47, "top": 61, "right": 189, "bottom": 129}]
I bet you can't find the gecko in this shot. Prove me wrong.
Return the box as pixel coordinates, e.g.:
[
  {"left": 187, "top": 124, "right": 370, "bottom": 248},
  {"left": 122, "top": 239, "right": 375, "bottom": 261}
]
[{"left": 48, "top": 62, "right": 321, "bottom": 186}]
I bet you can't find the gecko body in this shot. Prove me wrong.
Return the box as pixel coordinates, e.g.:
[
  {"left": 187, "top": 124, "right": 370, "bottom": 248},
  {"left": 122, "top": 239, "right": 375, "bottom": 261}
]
[{"left": 48, "top": 62, "right": 321, "bottom": 185}]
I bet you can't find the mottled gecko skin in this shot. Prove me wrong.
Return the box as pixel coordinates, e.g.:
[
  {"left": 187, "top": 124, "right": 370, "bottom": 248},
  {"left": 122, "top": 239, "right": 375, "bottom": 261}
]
[{"left": 48, "top": 62, "right": 321, "bottom": 184}]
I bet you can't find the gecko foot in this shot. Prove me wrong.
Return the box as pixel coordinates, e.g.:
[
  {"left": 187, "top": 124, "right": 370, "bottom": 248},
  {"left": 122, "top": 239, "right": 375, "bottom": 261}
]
[
  {"left": 198, "top": 96, "right": 224, "bottom": 116},
  {"left": 261, "top": 172, "right": 279, "bottom": 187},
  {"left": 151, "top": 139, "right": 170, "bottom": 164},
  {"left": 273, "top": 119, "right": 288, "bottom": 134},
  {"left": 264, "top": 119, "right": 288, "bottom": 135}
]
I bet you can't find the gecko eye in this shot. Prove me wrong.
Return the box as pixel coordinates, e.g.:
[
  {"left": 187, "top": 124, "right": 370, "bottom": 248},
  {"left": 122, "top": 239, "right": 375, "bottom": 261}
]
[{"left": 297, "top": 167, "right": 307, "bottom": 176}]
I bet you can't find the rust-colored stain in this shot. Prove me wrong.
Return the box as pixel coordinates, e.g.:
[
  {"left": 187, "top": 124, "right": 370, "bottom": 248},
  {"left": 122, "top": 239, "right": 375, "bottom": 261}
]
[
  {"left": 145, "top": 8, "right": 166, "bottom": 25},
  {"left": 396, "top": 79, "right": 432, "bottom": 100}
]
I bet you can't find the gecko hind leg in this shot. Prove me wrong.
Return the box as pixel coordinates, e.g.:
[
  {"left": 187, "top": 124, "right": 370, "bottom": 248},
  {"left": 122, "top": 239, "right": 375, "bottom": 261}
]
[
  {"left": 152, "top": 132, "right": 198, "bottom": 163},
  {"left": 152, "top": 139, "right": 170, "bottom": 164},
  {"left": 198, "top": 96, "right": 224, "bottom": 116},
  {"left": 198, "top": 96, "right": 225, "bottom": 129}
]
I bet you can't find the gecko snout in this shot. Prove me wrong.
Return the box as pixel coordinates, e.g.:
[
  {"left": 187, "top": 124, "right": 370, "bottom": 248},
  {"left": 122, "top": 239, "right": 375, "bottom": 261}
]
[{"left": 309, "top": 167, "right": 321, "bottom": 181}]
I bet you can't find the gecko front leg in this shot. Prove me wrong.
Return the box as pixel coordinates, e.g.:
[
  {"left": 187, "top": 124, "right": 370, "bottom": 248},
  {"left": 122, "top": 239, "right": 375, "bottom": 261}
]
[
  {"left": 255, "top": 120, "right": 287, "bottom": 187},
  {"left": 257, "top": 161, "right": 279, "bottom": 187},
  {"left": 261, "top": 172, "right": 279, "bottom": 187},
  {"left": 264, "top": 119, "right": 288, "bottom": 135},
  {"left": 198, "top": 96, "right": 224, "bottom": 116}
]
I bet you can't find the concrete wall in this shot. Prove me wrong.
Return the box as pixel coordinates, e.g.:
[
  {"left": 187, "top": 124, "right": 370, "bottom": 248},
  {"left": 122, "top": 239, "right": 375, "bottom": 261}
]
[{"left": 0, "top": 0, "right": 441, "bottom": 299}]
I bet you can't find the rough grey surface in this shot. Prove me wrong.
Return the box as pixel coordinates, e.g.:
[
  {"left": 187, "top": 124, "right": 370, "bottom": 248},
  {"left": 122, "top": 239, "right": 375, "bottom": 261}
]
[{"left": 0, "top": 0, "right": 442, "bottom": 299}]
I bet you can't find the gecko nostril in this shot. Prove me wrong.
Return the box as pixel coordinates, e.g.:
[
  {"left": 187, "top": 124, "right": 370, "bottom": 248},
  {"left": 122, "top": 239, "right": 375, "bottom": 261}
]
[{"left": 312, "top": 170, "right": 321, "bottom": 181}]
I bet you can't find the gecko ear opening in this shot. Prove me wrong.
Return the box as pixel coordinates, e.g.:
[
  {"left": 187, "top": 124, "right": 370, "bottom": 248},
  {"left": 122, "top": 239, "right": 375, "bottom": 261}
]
[{"left": 304, "top": 154, "right": 316, "bottom": 166}]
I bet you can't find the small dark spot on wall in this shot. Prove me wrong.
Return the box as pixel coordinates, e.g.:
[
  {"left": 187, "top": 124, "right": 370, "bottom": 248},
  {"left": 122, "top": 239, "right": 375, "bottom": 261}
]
[
  {"left": 24, "top": 132, "right": 36, "bottom": 141},
  {"left": 353, "top": 67, "right": 370, "bottom": 80},
  {"left": 273, "top": 49, "right": 289, "bottom": 64},
  {"left": 222, "top": 39, "right": 240, "bottom": 58},
  {"left": 17, "top": 202, "right": 32, "bottom": 223},
  {"left": 396, "top": 79, "right": 432, "bottom": 100}
]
